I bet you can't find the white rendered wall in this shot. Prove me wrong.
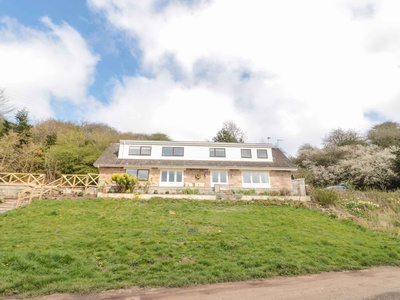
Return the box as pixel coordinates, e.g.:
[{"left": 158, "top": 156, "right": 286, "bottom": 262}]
[{"left": 117, "top": 141, "right": 273, "bottom": 162}]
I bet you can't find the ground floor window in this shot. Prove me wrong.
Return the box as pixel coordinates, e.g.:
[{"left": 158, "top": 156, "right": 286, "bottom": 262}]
[
  {"left": 211, "top": 171, "right": 228, "bottom": 187},
  {"left": 242, "top": 171, "right": 270, "bottom": 188},
  {"left": 126, "top": 169, "right": 149, "bottom": 181},
  {"left": 160, "top": 170, "right": 183, "bottom": 187}
]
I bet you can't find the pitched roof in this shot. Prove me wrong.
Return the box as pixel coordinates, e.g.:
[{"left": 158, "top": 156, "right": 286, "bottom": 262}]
[{"left": 94, "top": 143, "right": 297, "bottom": 171}]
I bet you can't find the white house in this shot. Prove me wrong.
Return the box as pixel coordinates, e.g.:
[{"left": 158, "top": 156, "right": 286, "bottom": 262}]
[{"left": 94, "top": 140, "right": 300, "bottom": 194}]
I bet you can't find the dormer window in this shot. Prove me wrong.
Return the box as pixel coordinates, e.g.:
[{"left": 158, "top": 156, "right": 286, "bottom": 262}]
[
  {"left": 210, "top": 148, "right": 225, "bottom": 157},
  {"left": 241, "top": 149, "right": 252, "bottom": 158},
  {"left": 257, "top": 149, "right": 268, "bottom": 158},
  {"left": 129, "top": 146, "right": 152, "bottom": 156},
  {"left": 162, "top": 147, "right": 184, "bottom": 156}
]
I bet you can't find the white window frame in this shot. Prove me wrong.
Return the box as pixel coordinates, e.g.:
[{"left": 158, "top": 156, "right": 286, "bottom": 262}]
[
  {"left": 210, "top": 170, "right": 228, "bottom": 187},
  {"left": 159, "top": 170, "right": 184, "bottom": 187},
  {"left": 242, "top": 171, "right": 270, "bottom": 188}
]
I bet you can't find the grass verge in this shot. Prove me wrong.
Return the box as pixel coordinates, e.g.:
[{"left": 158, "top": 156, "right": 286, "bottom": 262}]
[{"left": 1, "top": 198, "right": 399, "bottom": 298}]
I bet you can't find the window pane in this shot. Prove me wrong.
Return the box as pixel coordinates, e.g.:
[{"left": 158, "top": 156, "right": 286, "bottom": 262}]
[
  {"left": 252, "top": 172, "right": 260, "bottom": 183},
  {"left": 210, "top": 148, "right": 215, "bottom": 157},
  {"left": 260, "top": 172, "right": 269, "bottom": 183},
  {"left": 137, "top": 170, "right": 149, "bottom": 180},
  {"left": 128, "top": 147, "right": 140, "bottom": 155},
  {"left": 161, "top": 171, "right": 167, "bottom": 182},
  {"left": 243, "top": 172, "right": 251, "bottom": 183},
  {"left": 211, "top": 171, "right": 219, "bottom": 182},
  {"left": 257, "top": 149, "right": 268, "bottom": 158},
  {"left": 174, "top": 147, "right": 184, "bottom": 156},
  {"left": 176, "top": 171, "right": 183, "bottom": 182},
  {"left": 126, "top": 169, "right": 137, "bottom": 177},
  {"left": 220, "top": 172, "right": 227, "bottom": 183},
  {"left": 162, "top": 147, "right": 173, "bottom": 156},
  {"left": 168, "top": 171, "right": 175, "bottom": 182},
  {"left": 216, "top": 148, "right": 225, "bottom": 157},
  {"left": 241, "top": 149, "right": 251, "bottom": 158},
  {"left": 141, "top": 147, "right": 151, "bottom": 155}
]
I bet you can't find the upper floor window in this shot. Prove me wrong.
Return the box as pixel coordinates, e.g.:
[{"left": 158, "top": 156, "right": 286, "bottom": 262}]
[
  {"left": 241, "top": 149, "right": 252, "bottom": 158},
  {"left": 257, "top": 149, "right": 268, "bottom": 158},
  {"left": 129, "top": 146, "right": 152, "bottom": 156},
  {"left": 210, "top": 148, "right": 226, "bottom": 157},
  {"left": 162, "top": 147, "right": 184, "bottom": 156}
]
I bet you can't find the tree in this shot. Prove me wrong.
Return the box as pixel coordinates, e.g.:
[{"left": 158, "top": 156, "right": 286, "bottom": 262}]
[
  {"left": 0, "top": 88, "right": 14, "bottom": 118},
  {"left": 322, "top": 128, "right": 365, "bottom": 148},
  {"left": 212, "top": 121, "right": 245, "bottom": 143},
  {"left": 367, "top": 121, "right": 400, "bottom": 148}
]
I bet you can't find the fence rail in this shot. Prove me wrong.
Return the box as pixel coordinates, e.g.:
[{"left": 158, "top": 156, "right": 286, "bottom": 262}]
[
  {"left": 0, "top": 173, "right": 100, "bottom": 208},
  {"left": 0, "top": 173, "right": 46, "bottom": 185}
]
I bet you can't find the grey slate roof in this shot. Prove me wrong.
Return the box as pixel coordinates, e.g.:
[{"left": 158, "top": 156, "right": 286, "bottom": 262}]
[{"left": 94, "top": 143, "right": 297, "bottom": 171}]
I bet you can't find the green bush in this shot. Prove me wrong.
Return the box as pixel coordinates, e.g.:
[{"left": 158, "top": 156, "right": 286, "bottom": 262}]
[
  {"left": 235, "top": 189, "right": 256, "bottom": 195},
  {"left": 182, "top": 188, "right": 200, "bottom": 194},
  {"left": 312, "top": 188, "right": 339, "bottom": 207}
]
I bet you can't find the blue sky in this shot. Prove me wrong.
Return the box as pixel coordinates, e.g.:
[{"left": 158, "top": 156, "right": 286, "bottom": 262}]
[{"left": 1, "top": 0, "right": 400, "bottom": 155}]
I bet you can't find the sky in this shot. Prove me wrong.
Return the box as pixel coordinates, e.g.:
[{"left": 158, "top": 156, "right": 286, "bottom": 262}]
[{"left": 1, "top": 0, "right": 400, "bottom": 156}]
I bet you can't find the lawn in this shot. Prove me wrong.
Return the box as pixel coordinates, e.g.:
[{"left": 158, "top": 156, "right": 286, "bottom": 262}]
[{"left": 1, "top": 198, "right": 400, "bottom": 298}]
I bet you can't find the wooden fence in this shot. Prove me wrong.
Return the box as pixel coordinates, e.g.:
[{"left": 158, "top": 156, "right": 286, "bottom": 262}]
[
  {"left": 0, "top": 173, "right": 100, "bottom": 208},
  {"left": 0, "top": 173, "right": 46, "bottom": 185}
]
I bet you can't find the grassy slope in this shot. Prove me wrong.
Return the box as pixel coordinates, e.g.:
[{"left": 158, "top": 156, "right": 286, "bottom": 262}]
[{"left": 0, "top": 198, "right": 400, "bottom": 298}]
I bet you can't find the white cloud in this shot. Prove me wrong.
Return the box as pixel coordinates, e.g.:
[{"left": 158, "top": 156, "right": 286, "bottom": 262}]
[
  {"left": 0, "top": 17, "right": 99, "bottom": 121},
  {"left": 88, "top": 0, "right": 400, "bottom": 154}
]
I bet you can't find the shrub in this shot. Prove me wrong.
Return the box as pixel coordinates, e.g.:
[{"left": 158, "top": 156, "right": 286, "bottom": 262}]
[
  {"left": 312, "top": 188, "right": 339, "bottom": 207},
  {"left": 111, "top": 173, "right": 139, "bottom": 193},
  {"left": 235, "top": 189, "right": 256, "bottom": 195},
  {"left": 279, "top": 188, "right": 291, "bottom": 196},
  {"left": 182, "top": 188, "right": 200, "bottom": 194},
  {"left": 259, "top": 190, "right": 280, "bottom": 196}
]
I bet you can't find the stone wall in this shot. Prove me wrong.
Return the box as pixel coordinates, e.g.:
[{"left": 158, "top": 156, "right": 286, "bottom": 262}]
[
  {"left": 99, "top": 167, "right": 296, "bottom": 193},
  {"left": 270, "top": 171, "right": 293, "bottom": 190}
]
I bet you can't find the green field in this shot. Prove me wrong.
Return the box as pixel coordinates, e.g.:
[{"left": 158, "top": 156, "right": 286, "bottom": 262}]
[{"left": 1, "top": 198, "right": 400, "bottom": 298}]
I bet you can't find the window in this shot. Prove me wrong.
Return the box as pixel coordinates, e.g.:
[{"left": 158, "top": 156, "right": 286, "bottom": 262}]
[
  {"left": 162, "top": 147, "right": 184, "bottom": 156},
  {"left": 211, "top": 171, "right": 228, "bottom": 186},
  {"left": 160, "top": 170, "right": 183, "bottom": 186},
  {"left": 257, "top": 149, "right": 268, "bottom": 158},
  {"left": 126, "top": 169, "right": 149, "bottom": 181},
  {"left": 241, "top": 149, "right": 252, "bottom": 158},
  {"left": 242, "top": 171, "right": 270, "bottom": 187},
  {"left": 129, "top": 146, "right": 152, "bottom": 156},
  {"left": 210, "top": 148, "right": 226, "bottom": 157}
]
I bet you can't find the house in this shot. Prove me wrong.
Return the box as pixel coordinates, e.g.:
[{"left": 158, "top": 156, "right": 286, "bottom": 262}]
[{"left": 94, "top": 140, "right": 303, "bottom": 194}]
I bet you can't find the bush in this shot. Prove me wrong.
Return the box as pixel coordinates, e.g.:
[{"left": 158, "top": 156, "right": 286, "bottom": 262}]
[
  {"left": 235, "top": 189, "right": 256, "bottom": 195},
  {"left": 111, "top": 173, "right": 139, "bottom": 193},
  {"left": 182, "top": 188, "right": 200, "bottom": 194},
  {"left": 279, "top": 188, "right": 291, "bottom": 196},
  {"left": 312, "top": 188, "right": 339, "bottom": 207}
]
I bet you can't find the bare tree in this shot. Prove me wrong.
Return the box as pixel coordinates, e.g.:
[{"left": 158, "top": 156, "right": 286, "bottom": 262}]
[
  {"left": 322, "top": 128, "right": 365, "bottom": 148},
  {"left": 212, "top": 121, "right": 246, "bottom": 143}
]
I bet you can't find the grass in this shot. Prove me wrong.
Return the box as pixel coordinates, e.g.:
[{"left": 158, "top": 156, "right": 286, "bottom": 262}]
[
  {"left": 312, "top": 189, "right": 400, "bottom": 235},
  {"left": 1, "top": 198, "right": 400, "bottom": 298}
]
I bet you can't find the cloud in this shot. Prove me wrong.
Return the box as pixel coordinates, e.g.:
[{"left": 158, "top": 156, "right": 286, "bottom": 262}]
[
  {"left": 0, "top": 16, "right": 99, "bottom": 121},
  {"left": 85, "top": 1, "right": 400, "bottom": 154}
]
